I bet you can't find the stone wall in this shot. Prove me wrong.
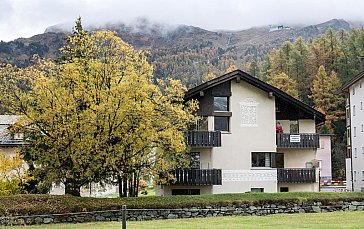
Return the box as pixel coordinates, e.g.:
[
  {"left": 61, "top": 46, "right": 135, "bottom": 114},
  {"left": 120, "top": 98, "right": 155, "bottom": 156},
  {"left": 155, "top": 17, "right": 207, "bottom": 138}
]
[{"left": 1, "top": 201, "right": 364, "bottom": 226}]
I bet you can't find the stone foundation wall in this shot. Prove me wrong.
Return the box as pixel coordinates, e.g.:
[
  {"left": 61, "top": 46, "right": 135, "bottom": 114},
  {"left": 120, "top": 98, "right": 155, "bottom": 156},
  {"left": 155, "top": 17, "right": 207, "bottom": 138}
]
[{"left": 1, "top": 201, "right": 364, "bottom": 226}]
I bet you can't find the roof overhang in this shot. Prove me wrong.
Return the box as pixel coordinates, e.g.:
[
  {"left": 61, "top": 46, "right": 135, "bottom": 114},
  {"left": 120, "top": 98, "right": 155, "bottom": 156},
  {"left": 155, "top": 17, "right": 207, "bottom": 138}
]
[{"left": 185, "top": 70, "right": 325, "bottom": 125}]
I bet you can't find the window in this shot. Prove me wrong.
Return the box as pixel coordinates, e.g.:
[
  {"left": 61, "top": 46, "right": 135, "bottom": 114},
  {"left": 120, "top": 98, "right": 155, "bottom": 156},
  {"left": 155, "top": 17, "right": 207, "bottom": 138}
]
[
  {"left": 251, "top": 152, "right": 271, "bottom": 167},
  {"left": 251, "top": 188, "right": 264, "bottom": 192},
  {"left": 361, "top": 102, "right": 363, "bottom": 110},
  {"left": 354, "top": 171, "right": 357, "bottom": 182},
  {"left": 354, "top": 127, "right": 357, "bottom": 137},
  {"left": 172, "top": 189, "right": 200, "bottom": 195},
  {"left": 189, "top": 152, "right": 200, "bottom": 169},
  {"left": 353, "top": 86, "right": 355, "bottom": 95},
  {"left": 362, "top": 147, "right": 364, "bottom": 154},
  {"left": 353, "top": 105, "right": 356, "bottom": 116},
  {"left": 196, "top": 117, "right": 208, "bottom": 131},
  {"left": 362, "top": 171, "right": 364, "bottom": 181},
  {"left": 354, "top": 148, "right": 358, "bottom": 158},
  {"left": 290, "top": 120, "right": 299, "bottom": 134},
  {"left": 360, "top": 81, "right": 362, "bottom": 88},
  {"left": 213, "top": 97, "right": 228, "bottom": 112},
  {"left": 214, "top": 116, "right": 229, "bottom": 132},
  {"left": 280, "top": 187, "right": 289, "bottom": 192},
  {"left": 362, "top": 124, "right": 363, "bottom": 132}
]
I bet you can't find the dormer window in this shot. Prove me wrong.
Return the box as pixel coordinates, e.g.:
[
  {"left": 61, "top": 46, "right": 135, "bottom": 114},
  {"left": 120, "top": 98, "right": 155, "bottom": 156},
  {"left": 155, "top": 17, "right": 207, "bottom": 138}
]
[{"left": 214, "top": 97, "right": 228, "bottom": 112}]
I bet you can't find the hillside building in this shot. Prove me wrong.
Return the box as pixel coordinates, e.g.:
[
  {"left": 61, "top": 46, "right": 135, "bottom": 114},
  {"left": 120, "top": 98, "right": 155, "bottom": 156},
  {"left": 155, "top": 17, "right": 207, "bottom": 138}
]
[
  {"left": 156, "top": 70, "right": 325, "bottom": 195},
  {"left": 343, "top": 58, "right": 364, "bottom": 192}
]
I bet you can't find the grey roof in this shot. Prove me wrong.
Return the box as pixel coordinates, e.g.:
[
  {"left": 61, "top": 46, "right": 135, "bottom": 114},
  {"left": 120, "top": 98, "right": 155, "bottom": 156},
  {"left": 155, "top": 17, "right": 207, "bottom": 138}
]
[
  {"left": 0, "top": 115, "right": 21, "bottom": 125},
  {"left": 342, "top": 71, "right": 364, "bottom": 90},
  {"left": 0, "top": 115, "right": 24, "bottom": 147}
]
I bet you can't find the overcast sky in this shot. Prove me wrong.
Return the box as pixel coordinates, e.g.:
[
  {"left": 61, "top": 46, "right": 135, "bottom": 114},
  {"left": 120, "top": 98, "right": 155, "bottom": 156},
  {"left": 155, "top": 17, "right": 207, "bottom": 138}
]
[{"left": 1, "top": 0, "right": 364, "bottom": 41}]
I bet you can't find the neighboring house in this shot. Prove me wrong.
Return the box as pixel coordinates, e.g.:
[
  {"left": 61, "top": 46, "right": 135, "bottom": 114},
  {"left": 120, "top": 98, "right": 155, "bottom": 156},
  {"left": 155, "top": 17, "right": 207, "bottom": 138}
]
[
  {"left": 316, "top": 134, "right": 333, "bottom": 182},
  {"left": 343, "top": 58, "right": 364, "bottom": 192},
  {"left": 0, "top": 115, "right": 24, "bottom": 157},
  {"left": 156, "top": 70, "right": 325, "bottom": 195}
]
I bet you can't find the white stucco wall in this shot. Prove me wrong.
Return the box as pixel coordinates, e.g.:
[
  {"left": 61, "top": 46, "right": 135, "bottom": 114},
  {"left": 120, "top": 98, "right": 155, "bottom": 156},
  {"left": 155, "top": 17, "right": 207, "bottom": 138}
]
[
  {"left": 348, "top": 78, "right": 364, "bottom": 192},
  {"left": 316, "top": 135, "right": 332, "bottom": 179},
  {"left": 211, "top": 80, "right": 277, "bottom": 193}
]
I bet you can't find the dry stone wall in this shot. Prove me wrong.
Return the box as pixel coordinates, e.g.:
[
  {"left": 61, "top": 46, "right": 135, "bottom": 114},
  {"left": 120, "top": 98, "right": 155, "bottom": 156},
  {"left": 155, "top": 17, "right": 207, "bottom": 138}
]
[{"left": 1, "top": 201, "right": 364, "bottom": 226}]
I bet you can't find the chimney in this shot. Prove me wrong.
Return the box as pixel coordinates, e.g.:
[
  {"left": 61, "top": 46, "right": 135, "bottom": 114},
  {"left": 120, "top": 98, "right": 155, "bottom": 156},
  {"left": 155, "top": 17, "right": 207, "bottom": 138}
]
[{"left": 360, "top": 56, "right": 364, "bottom": 72}]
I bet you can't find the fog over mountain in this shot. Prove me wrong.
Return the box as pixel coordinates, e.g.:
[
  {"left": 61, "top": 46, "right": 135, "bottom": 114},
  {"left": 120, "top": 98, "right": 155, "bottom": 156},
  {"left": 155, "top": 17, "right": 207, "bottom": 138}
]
[{"left": 2, "top": 0, "right": 364, "bottom": 41}]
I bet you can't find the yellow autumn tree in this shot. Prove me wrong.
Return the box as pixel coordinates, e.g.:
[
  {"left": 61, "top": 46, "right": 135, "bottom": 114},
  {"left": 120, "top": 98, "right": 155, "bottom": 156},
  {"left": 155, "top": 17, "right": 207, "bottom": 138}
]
[
  {"left": 268, "top": 72, "right": 299, "bottom": 99},
  {"left": 0, "top": 19, "right": 197, "bottom": 197},
  {"left": 225, "top": 65, "right": 237, "bottom": 73},
  {"left": 202, "top": 72, "right": 216, "bottom": 83},
  {"left": 0, "top": 150, "right": 32, "bottom": 196},
  {"left": 310, "top": 65, "right": 344, "bottom": 130}
]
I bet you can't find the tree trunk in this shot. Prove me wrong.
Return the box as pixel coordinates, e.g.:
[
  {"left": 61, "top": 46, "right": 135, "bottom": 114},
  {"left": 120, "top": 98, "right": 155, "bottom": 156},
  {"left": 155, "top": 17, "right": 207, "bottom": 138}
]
[
  {"left": 65, "top": 179, "right": 81, "bottom": 196},
  {"left": 123, "top": 175, "right": 128, "bottom": 197}
]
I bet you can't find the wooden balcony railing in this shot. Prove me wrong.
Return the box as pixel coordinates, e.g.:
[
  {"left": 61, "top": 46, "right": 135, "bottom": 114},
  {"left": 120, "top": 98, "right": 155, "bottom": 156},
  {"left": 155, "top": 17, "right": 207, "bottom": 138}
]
[
  {"left": 276, "top": 133, "right": 319, "bottom": 148},
  {"left": 277, "top": 168, "right": 316, "bottom": 183},
  {"left": 185, "top": 131, "right": 221, "bottom": 147},
  {"left": 171, "top": 169, "right": 222, "bottom": 185}
]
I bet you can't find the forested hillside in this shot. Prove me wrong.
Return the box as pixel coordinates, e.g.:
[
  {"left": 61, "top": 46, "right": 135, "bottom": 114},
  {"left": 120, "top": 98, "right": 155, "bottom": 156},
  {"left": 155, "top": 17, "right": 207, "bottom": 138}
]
[{"left": 0, "top": 18, "right": 354, "bottom": 88}]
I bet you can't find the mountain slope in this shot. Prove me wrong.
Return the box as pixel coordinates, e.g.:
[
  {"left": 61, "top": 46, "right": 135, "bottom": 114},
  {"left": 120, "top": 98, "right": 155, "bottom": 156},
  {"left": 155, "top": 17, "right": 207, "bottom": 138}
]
[{"left": 0, "top": 19, "right": 353, "bottom": 87}]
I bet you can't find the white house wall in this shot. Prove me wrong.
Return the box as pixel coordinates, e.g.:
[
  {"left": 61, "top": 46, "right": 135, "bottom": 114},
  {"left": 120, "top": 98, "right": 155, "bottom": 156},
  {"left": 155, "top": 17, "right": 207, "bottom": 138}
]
[
  {"left": 349, "top": 78, "right": 364, "bottom": 191},
  {"left": 211, "top": 80, "right": 277, "bottom": 193}
]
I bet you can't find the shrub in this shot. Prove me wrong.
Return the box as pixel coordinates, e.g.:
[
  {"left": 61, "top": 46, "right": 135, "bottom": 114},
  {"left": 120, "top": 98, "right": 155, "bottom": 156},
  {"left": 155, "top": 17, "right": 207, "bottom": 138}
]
[{"left": 1, "top": 192, "right": 364, "bottom": 216}]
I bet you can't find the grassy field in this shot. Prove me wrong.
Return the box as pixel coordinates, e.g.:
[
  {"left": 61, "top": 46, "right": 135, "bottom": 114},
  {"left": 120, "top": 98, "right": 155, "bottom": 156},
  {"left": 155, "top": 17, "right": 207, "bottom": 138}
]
[{"left": 3, "top": 211, "right": 364, "bottom": 229}]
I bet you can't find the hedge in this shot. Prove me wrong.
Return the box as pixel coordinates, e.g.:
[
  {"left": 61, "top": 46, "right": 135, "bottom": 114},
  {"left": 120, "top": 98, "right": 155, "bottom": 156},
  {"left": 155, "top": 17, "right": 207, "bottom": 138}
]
[{"left": 2, "top": 192, "right": 364, "bottom": 216}]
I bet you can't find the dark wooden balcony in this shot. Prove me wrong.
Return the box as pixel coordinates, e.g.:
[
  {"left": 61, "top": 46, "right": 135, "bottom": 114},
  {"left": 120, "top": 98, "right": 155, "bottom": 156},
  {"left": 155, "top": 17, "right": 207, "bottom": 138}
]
[
  {"left": 185, "top": 131, "right": 221, "bottom": 147},
  {"left": 276, "top": 133, "right": 319, "bottom": 148},
  {"left": 171, "top": 169, "right": 222, "bottom": 185},
  {"left": 277, "top": 168, "right": 316, "bottom": 183}
]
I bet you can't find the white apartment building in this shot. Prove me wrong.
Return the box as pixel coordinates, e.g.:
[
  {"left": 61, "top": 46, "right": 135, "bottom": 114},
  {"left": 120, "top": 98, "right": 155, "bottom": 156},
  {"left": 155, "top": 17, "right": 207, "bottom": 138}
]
[
  {"left": 343, "top": 59, "right": 364, "bottom": 192},
  {"left": 156, "top": 70, "right": 326, "bottom": 195}
]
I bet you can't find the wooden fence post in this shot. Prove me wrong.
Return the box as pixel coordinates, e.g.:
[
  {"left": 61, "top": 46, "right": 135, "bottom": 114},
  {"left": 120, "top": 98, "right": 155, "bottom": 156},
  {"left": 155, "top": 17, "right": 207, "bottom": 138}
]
[{"left": 122, "top": 205, "right": 127, "bottom": 229}]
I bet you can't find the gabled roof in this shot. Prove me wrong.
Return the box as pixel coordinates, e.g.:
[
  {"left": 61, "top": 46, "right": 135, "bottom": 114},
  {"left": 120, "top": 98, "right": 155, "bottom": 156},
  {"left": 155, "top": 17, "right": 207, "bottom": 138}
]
[
  {"left": 186, "top": 70, "right": 325, "bottom": 124},
  {"left": 342, "top": 71, "right": 364, "bottom": 91}
]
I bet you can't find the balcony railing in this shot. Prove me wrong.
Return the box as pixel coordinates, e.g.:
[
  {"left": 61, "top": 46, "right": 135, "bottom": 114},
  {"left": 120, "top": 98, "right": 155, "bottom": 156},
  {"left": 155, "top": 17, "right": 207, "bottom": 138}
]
[
  {"left": 277, "top": 168, "right": 316, "bottom": 183},
  {"left": 171, "top": 169, "right": 222, "bottom": 185},
  {"left": 276, "top": 133, "right": 319, "bottom": 148},
  {"left": 185, "top": 131, "right": 221, "bottom": 147}
]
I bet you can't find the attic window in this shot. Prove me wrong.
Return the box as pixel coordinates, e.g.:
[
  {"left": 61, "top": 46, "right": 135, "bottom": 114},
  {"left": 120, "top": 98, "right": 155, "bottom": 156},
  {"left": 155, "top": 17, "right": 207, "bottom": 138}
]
[{"left": 213, "top": 97, "right": 228, "bottom": 112}]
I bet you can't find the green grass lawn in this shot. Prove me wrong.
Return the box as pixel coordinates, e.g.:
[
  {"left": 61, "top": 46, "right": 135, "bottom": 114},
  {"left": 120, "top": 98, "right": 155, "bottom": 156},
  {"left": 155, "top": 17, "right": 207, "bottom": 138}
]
[{"left": 4, "top": 211, "right": 364, "bottom": 229}]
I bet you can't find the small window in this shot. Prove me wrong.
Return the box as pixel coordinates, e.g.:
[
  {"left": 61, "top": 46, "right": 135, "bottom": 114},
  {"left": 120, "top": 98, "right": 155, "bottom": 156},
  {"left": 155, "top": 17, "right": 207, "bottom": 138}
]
[
  {"left": 360, "top": 81, "right": 362, "bottom": 88},
  {"left": 361, "top": 102, "right": 363, "bottom": 110},
  {"left": 362, "top": 171, "right": 364, "bottom": 181},
  {"left": 280, "top": 187, "right": 289, "bottom": 192},
  {"left": 362, "top": 147, "right": 364, "bottom": 154},
  {"left": 354, "top": 171, "right": 357, "bottom": 182},
  {"left": 172, "top": 189, "right": 200, "bottom": 195},
  {"left": 354, "top": 127, "right": 357, "bottom": 137},
  {"left": 190, "top": 152, "right": 200, "bottom": 169},
  {"left": 353, "top": 105, "right": 356, "bottom": 116},
  {"left": 214, "top": 116, "right": 229, "bottom": 132},
  {"left": 354, "top": 148, "right": 358, "bottom": 158},
  {"left": 252, "top": 152, "right": 271, "bottom": 167},
  {"left": 362, "top": 124, "right": 363, "bottom": 132},
  {"left": 290, "top": 120, "right": 299, "bottom": 134},
  {"left": 353, "top": 87, "right": 355, "bottom": 95},
  {"left": 251, "top": 188, "right": 264, "bottom": 193},
  {"left": 213, "top": 97, "right": 228, "bottom": 112}
]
